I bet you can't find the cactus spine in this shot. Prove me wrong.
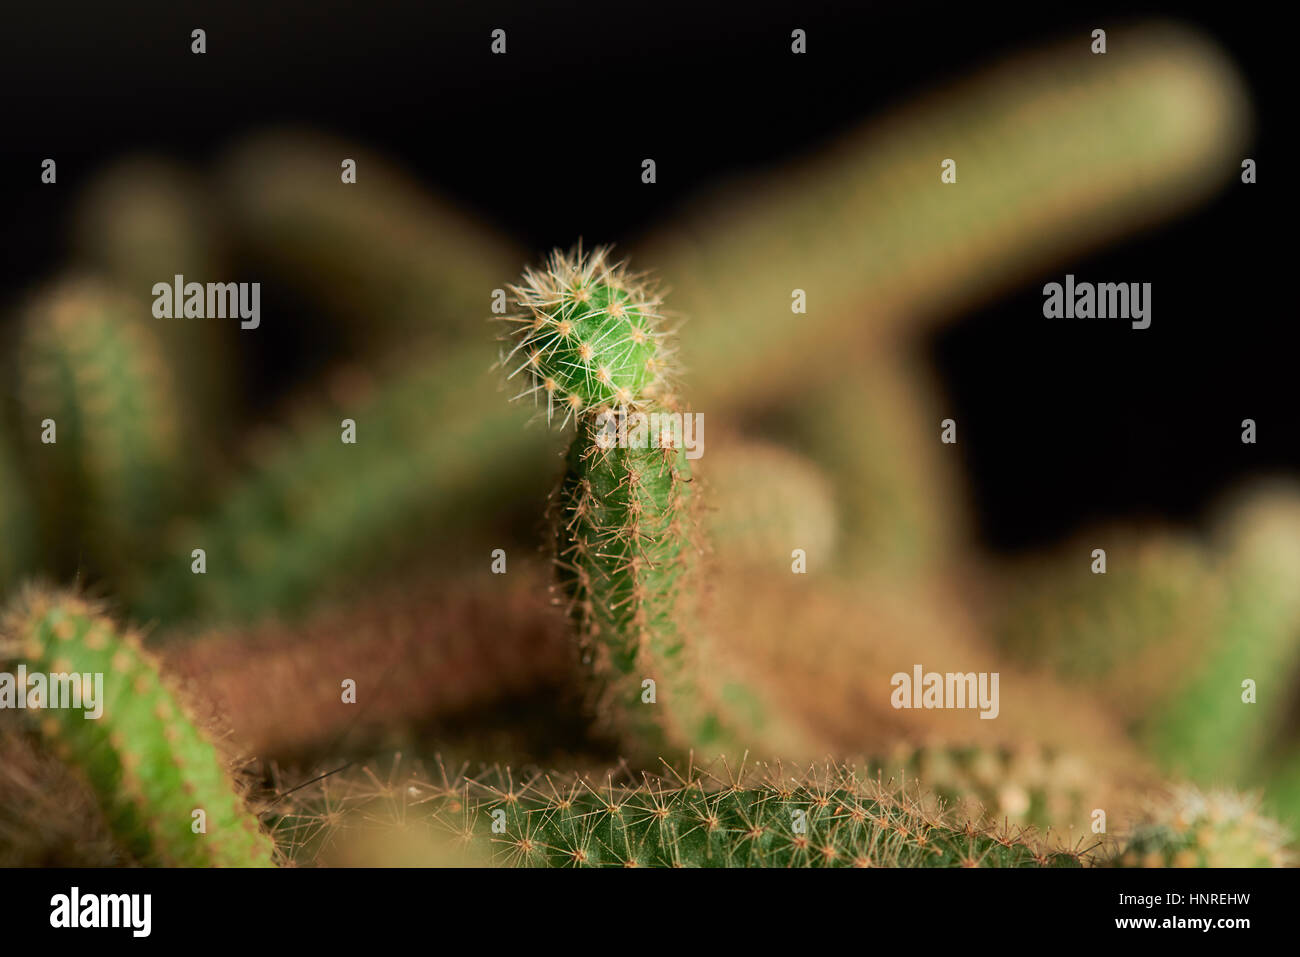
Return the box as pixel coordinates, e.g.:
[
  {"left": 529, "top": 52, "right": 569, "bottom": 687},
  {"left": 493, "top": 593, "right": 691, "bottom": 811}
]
[{"left": 0, "top": 588, "right": 276, "bottom": 866}]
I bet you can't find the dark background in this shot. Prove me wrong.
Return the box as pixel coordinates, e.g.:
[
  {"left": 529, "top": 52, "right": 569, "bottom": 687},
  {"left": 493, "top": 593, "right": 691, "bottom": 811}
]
[{"left": 0, "top": 1, "right": 1292, "bottom": 552}]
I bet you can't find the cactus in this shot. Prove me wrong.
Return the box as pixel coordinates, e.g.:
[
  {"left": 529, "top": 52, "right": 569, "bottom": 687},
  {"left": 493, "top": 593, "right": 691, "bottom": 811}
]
[
  {"left": 0, "top": 25, "right": 1283, "bottom": 872},
  {"left": 283, "top": 758, "right": 1090, "bottom": 868},
  {"left": 1109, "top": 786, "right": 1292, "bottom": 868},
  {"left": 989, "top": 528, "right": 1224, "bottom": 722},
  {"left": 703, "top": 439, "right": 838, "bottom": 570},
  {"left": 218, "top": 130, "right": 522, "bottom": 355},
  {"left": 1150, "top": 483, "right": 1300, "bottom": 784},
  {"left": 160, "top": 563, "right": 576, "bottom": 759},
  {"left": 129, "top": 346, "right": 560, "bottom": 626},
  {"left": 553, "top": 410, "right": 714, "bottom": 759},
  {"left": 771, "top": 347, "right": 968, "bottom": 577},
  {"left": 12, "top": 277, "right": 186, "bottom": 591},
  {"left": 0, "top": 588, "right": 277, "bottom": 866},
  {"left": 499, "top": 247, "right": 806, "bottom": 764},
  {"left": 987, "top": 483, "right": 1300, "bottom": 795},
  {"left": 71, "top": 156, "right": 236, "bottom": 433},
  {"left": 637, "top": 24, "right": 1249, "bottom": 411},
  {"left": 500, "top": 245, "right": 673, "bottom": 423},
  {"left": 872, "top": 742, "right": 1099, "bottom": 837},
  {"left": 706, "top": 570, "right": 1149, "bottom": 780}
]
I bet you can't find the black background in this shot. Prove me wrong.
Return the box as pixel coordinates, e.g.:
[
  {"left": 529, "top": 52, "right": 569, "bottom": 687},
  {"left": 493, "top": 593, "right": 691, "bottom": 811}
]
[{"left": 0, "top": 1, "right": 1292, "bottom": 552}]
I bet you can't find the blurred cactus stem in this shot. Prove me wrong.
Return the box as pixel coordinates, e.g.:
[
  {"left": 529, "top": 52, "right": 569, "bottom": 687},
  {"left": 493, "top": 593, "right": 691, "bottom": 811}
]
[
  {"left": 219, "top": 130, "right": 522, "bottom": 355},
  {"left": 12, "top": 277, "right": 189, "bottom": 593},
  {"left": 637, "top": 23, "right": 1250, "bottom": 411}
]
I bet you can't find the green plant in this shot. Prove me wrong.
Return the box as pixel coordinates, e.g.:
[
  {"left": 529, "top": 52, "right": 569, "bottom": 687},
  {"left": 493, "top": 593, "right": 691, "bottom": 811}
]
[
  {"left": 129, "top": 345, "right": 560, "bottom": 626},
  {"left": 161, "top": 563, "right": 575, "bottom": 759},
  {"left": 285, "top": 758, "right": 1091, "bottom": 868},
  {"left": 0, "top": 588, "right": 277, "bottom": 866},
  {"left": 12, "top": 278, "right": 186, "bottom": 591},
  {"left": 500, "top": 246, "right": 776, "bottom": 763}
]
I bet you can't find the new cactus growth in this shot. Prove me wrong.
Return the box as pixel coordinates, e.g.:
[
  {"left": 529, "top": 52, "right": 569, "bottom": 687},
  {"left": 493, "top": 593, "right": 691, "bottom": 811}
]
[
  {"left": 501, "top": 245, "right": 671, "bottom": 423},
  {"left": 0, "top": 588, "right": 277, "bottom": 866}
]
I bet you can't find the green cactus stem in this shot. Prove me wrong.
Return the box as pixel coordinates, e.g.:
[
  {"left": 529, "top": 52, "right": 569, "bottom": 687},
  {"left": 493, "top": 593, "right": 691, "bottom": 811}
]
[
  {"left": 13, "top": 277, "right": 185, "bottom": 591},
  {"left": 553, "top": 408, "right": 707, "bottom": 758},
  {"left": 287, "top": 759, "right": 1089, "bottom": 868},
  {"left": 0, "top": 588, "right": 277, "bottom": 866},
  {"left": 703, "top": 438, "right": 838, "bottom": 571},
  {"left": 129, "top": 344, "right": 560, "bottom": 626},
  {"left": 501, "top": 247, "right": 805, "bottom": 763},
  {"left": 638, "top": 24, "right": 1249, "bottom": 411},
  {"left": 219, "top": 130, "right": 522, "bottom": 355},
  {"left": 71, "top": 157, "right": 236, "bottom": 432}
]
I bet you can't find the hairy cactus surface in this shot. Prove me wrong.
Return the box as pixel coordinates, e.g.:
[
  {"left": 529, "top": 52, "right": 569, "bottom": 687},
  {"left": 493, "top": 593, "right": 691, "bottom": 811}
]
[
  {"left": 501, "top": 245, "right": 672, "bottom": 423},
  {"left": 0, "top": 588, "right": 276, "bottom": 866},
  {"left": 0, "top": 722, "right": 125, "bottom": 866},
  {"left": 555, "top": 410, "right": 718, "bottom": 758},
  {"left": 500, "top": 247, "right": 803, "bottom": 764},
  {"left": 285, "top": 759, "right": 1089, "bottom": 868},
  {"left": 161, "top": 565, "right": 575, "bottom": 759}
]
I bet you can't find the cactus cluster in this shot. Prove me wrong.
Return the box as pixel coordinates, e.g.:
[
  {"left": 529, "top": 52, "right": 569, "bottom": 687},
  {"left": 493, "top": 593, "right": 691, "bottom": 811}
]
[{"left": 0, "top": 22, "right": 1293, "bottom": 871}]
